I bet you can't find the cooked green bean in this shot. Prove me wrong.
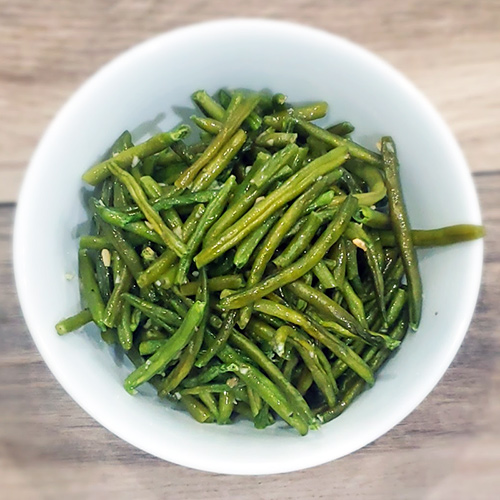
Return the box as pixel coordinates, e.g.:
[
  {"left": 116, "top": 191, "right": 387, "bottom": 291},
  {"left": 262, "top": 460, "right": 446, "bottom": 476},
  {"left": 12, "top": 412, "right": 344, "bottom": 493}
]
[
  {"left": 176, "top": 175, "right": 236, "bottom": 285},
  {"left": 252, "top": 299, "right": 374, "bottom": 385},
  {"left": 82, "top": 125, "right": 190, "bottom": 186},
  {"left": 233, "top": 210, "right": 283, "bottom": 269},
  {"left": 62, "top": 88, "right": 485, "bottom": 433},
  {"left": 220, "top": 195, "right": 357, "bottom": 309},
  {"left": 178, "top": 274, "right": 244, "bottom": 296},
  {"left": 176, "top": 93, "right": 259, "bottom": 188},
  {"left": 108, "top": 162, "right": 187, "bottom": 257},
  {"left": 122, "top": 293, "right": 182, "bottom": 329},
  {"left": 124, "top": 300, "right": 205, "bottom": 394},
  {"left": 196, "top": 147, "right": 350, "bottom": 268},
  {"left": 192, "top": 130, "right": 246, "bottom": 191},
  {"left": 117, "top": 301, "right": 133, "bottom": 351},
  {"left": 103, "top": 262, "right": 133, "bottom": 329},
  {"left": 56, "top": 309, "right": 93, "bottom": 335},
  {"left": 78, "top": 249, "right": 106, "bottom": 331},
  {"left": 204, "top": 147, "right": 296, "bottom": 243},
  {"left": 159, "top": 270, "right": 209, "bottom": 395},
  {"left": 327, "top": 121, "right": 355, "bottom": 136},
  {"left": 378, "top": 225, "right": 485, "bottom": 247},
  {"left": 191, "top": 115, "right": 222, "bottom": 134},
  {"left": 294, "top": 118, "right": 380, "bottom": 165},
  {"left": 381, "top": 137, "right": 422, "bottom": 330},
  {"left": 354, "top": 206, "right": 391, "bottom": 229},
  {"left": 263, "top": 102, "right": 328, "bottom": 129},
  {"left": 218, "top": 88, "right": 263, "bottom": 131}
]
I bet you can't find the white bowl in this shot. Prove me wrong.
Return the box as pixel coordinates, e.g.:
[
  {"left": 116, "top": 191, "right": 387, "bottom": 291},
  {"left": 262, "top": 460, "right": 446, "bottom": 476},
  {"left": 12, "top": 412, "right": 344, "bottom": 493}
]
[{"left": 14, "top": 19, "right": 483, "bottom": 475}]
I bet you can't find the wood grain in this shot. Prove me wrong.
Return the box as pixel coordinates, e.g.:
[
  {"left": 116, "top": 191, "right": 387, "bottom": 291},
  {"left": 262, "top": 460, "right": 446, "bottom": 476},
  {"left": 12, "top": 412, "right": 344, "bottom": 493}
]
[
  {"left": 1, "top": 0, "right": 499, "bottom": 202},
  {"left": 1, "top": 1, "right": 499, "bottom": 498},
  {"left": 1, "top": 171, "right": 498, "bottom": 499}
]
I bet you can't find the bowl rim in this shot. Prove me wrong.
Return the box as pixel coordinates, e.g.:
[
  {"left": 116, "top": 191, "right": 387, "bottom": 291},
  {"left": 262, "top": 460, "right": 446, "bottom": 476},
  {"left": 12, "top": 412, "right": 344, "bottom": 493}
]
[{"left": 13, "top": 17, "right": 483, "bottom": 475}]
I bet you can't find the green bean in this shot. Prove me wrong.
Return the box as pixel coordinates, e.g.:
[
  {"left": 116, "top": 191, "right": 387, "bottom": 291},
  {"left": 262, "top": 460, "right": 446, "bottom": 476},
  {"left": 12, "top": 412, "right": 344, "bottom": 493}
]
[
  {"left": 247, "top": 387, "right": 262, "bottom": 417},
  {"left": 108, "top": 163, "right": 187, "bottom": 257},
  {"left": 192, "top": 89, "right": 226, "bottom": 120},
  {"left": 138, "top": 176, "right": 162, "bottom": 199},
  {"left": 78, "top": 249, "right": 106, "bottom": 331},
  {"left": 345, "top": 223, "right": 386, "bottom": 321},
  {"left": 341, "top": 280, "right": 368, "bottom": 329},
  {"left": 91, "top": 198, "right": 165, "bottom": 245},
  {"left": 354, "top": 206, "right": 391, "bottom": 229},
  {"left": 139, "top": 339, "right": 165, "bottom": 356},
  {"left": 171, "top": 141, "right": 195, "bottom": 166},
  {"left": 204, "top": 147, "right": 295, "bottom": 243},
  {"left": 192, "top": 130, "right": 246, "bottom": 191},
  {"left": 290, "top": 146, "right": 309, "bottom": 172},
  {"left": 82, "top": 125, "right": 190, "bottom": 186},
  {"left": 196, "top": 310, "right": 238, "bottom": 368},
  {"left": 196, "top": 147, "right": 350, "bottom": 268},
  {"left": 179, "top": 274, "right": 244, "bottom": 296},
  {"left": 219, "top": 346, "right": 309, "bottom": 435},
  {"left": 182, "top": 204, "right": 205, "bottom": 241},
  {"left": 94, "top": 250, "right": 112, "bottom": 302},
  {"left": 341, "top": 161, "right": 387, "bottom": 208},
  {"left": 180, "top": 395, "right": 214, "bottom": 423},
  {"left": 293, "top": 281, "right": 398, "bottom": 350},
  {"left": 179, "top": 384, "right": 234, "bottom": 396},
  {"left": 79, "top": 235, "right": 111, "bottom": 250},
  {"left": 292, "top": 336, "right": 337, "bottom": 407},
  {"left": 218, "top": 390, "right": 235, "bottom": 424},
  {"left": 294, "top": 118, "right": 381, "bottom": 165},
  {"left": 273, "top": 212, "right": 323, "bottom": 268},
  {"left": 218, "top": 88, "right": 263, "bottom": 131},
  {"left": 229, "top": 328, "right": 316, "bottom": 426},
  {"left": 297, "top": 366, "right": 314, "bottom": 395},
  {"left": 244, "top": 170, "right": 341, "bottom": 296},
  {"left": 96, "top": 221, "right": 144, "bottom": 280},
  {"left": 378, "top": 225, "right": 485, "bottom": 247},
  {"left": 233, "top": 210, "right": 283, "bottom": 269},
  {"left": 112, "top": 180, "right": 129, "bottom": 209},
  {"left": 175, "top": 93, "right": 259, "bottom": 188},
  {"left": 373, "top": 287, "right": 407, "bottom": 332},
  {"left": 330, "top": 238, "right": 347, "bottom": 289},
  {"left": 122, "top": 293, "right": 181, "bottom": 329},
  {"left": 141, "top": 246, "right": 157, "bottom": 266},
  {"left": 137, "top": 250, "right": 177, "bottom": 288},
  {"left": 255, "top": 131, "right": 298, "bottom": 148},
  {"left": 176, "top": 175, "right": 236, "bottom": 285},
  {"left": 117, "top": 301, "right": 133, "bottom": 351},
  {"left": 110, "top": 130, "right": 134, "bottom": 156},
  {"left": 219, "top": 195, "right": 357, "bottom": 309},
  {"left": 124, "top": 300, "right": 205, "bottom": 394},
  {"left": 56, "top": 309, "right": 93, "bottom": 335},
  {"left": 181, "top": 363, "right": 229, "bottom": 388},
  {"left": 313, "top": 261, "right": 336, "bottom": 289},
  {"left": 252, "top": 299, "right": 374, "bottom": 385},
  {"left": 327, "top": 121, "right": 355, "bottom": 136},
  {"left": 381, "top": 137, "right": 422, "bottom": 330},
  {"left": 100, "top": 178, "right": 114, "bottom": 207},
  {"left": 159, "top": 269, "right": 209, "bottom": 395},
  {"left": 263, "top": 102, "right": 328, "bottom": 129},
  {"left": 103, "top": 262, "right": 133, "bottom": 329},
  {"left": 319, "top": 311, "right": 409, "bottom": 423},
  {"left": 248, "top": 143, "right": 298, "bottom": 189},
  {"left": 191, "top": 115, "right": 222, "bottom": 134}
]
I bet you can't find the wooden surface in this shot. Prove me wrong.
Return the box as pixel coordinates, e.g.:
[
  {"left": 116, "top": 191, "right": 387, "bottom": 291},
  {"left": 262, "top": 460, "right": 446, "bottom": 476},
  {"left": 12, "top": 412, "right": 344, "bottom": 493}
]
[{"left": 1, "top": 1, "right": 499, "bottom": 498}]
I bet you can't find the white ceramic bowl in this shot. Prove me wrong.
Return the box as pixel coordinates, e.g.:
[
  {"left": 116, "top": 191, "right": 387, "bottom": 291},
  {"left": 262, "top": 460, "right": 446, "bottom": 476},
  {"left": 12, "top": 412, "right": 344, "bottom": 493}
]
[{"left": 14, "top": 19, "right": 483, "bottom": 475}]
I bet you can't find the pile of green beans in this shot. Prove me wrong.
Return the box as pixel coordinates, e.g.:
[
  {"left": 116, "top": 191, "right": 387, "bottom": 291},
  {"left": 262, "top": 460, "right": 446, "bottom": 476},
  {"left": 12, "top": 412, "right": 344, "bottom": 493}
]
[{"left": 56, "top": 89, "right": 484, "bottom": 435}]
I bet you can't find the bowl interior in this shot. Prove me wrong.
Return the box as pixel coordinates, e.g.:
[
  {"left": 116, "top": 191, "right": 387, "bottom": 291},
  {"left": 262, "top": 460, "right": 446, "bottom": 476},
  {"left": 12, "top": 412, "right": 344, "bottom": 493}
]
[{"left": 14, "top": 19, "right": 482, "bottom": 475}]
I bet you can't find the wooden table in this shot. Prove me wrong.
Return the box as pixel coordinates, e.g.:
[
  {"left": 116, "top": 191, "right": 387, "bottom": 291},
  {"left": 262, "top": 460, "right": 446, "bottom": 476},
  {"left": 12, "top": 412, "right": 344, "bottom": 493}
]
[{"left": 1, "top": 1, "right": 499, "bottom": 498}]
